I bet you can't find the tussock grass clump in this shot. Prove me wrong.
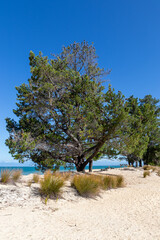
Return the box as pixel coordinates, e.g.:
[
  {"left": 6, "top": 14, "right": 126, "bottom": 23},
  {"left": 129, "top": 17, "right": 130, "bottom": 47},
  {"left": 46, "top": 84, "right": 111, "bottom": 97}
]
[
  {"left": 40, "top": 174, "right": 64, "bottom": 198},
  {"left": 101, "top": 175, "right": 124, "bottom": 189},
  {"left": 71, "top": 174, "right": 125, "bottom": 197},
  {"left": 53, "top": 171, "right": 71, "bottom": 180},
  {"left": 1, "top": 170, "right": 11, "bottom": 183},
  {"left": 27, "top": 180, "right": 32, "bottom": 187},
  {"left": 12, "top": 170, "right": 22, "bottom": 182},
  {"left": 143, "top": 165, "right": 156, "bottom": 171},
  {"left": 32, "top": 174, "right": 40, "bottom": 183},
  {"left": 157, "top": 170, "right": 160, "bottom": 176},
  {"left": 116, "top": 175, "right": 124, "bottom": 187},
  {"left": 71, "top": 175, "right": 100, "bottom": 197},
  {"left": 143, "top": 170, "right": 150, "bottom": 178}
]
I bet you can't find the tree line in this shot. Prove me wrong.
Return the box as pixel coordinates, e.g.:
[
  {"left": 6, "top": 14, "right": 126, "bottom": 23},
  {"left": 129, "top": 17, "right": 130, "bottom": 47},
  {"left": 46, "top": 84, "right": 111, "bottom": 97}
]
[{"left": 5, "top": 41, "right": 160, "bottom": 172}]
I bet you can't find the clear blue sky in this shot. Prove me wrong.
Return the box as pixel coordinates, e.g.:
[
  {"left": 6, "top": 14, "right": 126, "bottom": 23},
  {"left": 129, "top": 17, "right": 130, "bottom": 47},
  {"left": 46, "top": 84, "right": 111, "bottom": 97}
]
[{"left": 0, "top": 0, "right": 160, "bottom": 165}]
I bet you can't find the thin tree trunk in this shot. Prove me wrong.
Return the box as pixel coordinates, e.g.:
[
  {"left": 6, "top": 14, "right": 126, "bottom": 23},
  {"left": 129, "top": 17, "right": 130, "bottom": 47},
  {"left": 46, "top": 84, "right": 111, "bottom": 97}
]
[
  {"left": 89, "top": 160, "right": 93, "bottom": 172},
  {"left": 139, "top": 159, "right": 142, "bottom": 167}
]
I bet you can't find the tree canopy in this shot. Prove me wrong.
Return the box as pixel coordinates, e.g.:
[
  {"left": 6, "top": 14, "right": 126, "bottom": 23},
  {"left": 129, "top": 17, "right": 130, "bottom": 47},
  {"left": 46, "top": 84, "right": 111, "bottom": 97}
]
[
  {"left": 6, "top": 41, "right": 128, "bottom": 171},
  {"left": 5, "top": 41, "right": 160, "bottom": 171}
]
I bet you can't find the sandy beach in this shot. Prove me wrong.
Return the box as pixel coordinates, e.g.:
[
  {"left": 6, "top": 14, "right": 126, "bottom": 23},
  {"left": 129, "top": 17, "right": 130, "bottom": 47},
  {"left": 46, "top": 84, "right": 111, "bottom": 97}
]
[{"left": 0, "top": 168, "right": 160, "bottom": 240}]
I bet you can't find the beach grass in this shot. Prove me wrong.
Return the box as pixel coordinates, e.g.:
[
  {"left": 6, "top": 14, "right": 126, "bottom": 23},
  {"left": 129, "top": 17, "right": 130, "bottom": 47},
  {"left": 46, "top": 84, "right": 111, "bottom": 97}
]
[
  {"left": 32, "top": 174, "right": 40, "bottom": 183},
  {"left": 1, "top": 170, "right": 11, "bottom": 183},
  {"left": 40, "top": 174, "right": 64, "bottom": 198},
  {"left": 157, "top": 169, "right": 160, "bottom": 176},
  {"left": 12, "top": 169, "right": 22, "bottom": 182},
  {"left": 71, "top": 175, "right": 100, "bottom": 197},
  {"left": 71, "top": 174, "right": 125, "bottom": 197},
  {"left": 143, "top": 170, "right": 150, "bottom": 178}
]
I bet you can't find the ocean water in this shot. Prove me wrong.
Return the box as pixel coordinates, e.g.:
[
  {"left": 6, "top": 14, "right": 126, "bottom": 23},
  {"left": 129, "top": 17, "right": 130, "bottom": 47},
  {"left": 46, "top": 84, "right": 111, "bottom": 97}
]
[{"left": 0, "top": 165, "right": 126, "bottom": 176}]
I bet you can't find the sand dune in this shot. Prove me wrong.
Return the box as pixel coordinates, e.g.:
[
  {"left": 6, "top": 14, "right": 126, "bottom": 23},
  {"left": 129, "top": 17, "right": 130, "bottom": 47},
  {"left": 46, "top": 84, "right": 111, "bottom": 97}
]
[{"left": 0, "top": 168, "right": 160, "bottom": 240}]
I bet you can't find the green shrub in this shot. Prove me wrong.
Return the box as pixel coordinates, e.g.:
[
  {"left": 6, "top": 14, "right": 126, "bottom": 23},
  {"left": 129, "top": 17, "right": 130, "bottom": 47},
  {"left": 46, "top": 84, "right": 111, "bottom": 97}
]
[
  {"left": 1, "top": 170, "right": 11, "bottom": 183},
  {"left": 12, "top": 170, "right": 22, "bottom": 182},
  {"left": 143, "top": 170, "right": 150, "bottom": 178},
  {"left": 32, "top": 174, "right": 40, "bottom": 183},
  {"left": 40, "top": 174, "right": 64, "bottom": 198},
  {"left": 71, "top": 175, "right": 100, "bottom": 197}
]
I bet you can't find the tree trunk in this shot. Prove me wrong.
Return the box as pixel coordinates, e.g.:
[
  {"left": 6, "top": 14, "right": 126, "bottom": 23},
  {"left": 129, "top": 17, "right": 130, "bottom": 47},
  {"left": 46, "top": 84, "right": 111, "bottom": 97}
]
[
  {"left": 89, "top": 160, "right": 93, "bottom": 172},
  {"left": 76, "top": 164, "right": 85, "bottom": 172},
  {"left": 139, "top": 159, "right": 142, "bottom": 167},
  {"left": 135, "top": 161, "right": 138, "bottom": 168}
]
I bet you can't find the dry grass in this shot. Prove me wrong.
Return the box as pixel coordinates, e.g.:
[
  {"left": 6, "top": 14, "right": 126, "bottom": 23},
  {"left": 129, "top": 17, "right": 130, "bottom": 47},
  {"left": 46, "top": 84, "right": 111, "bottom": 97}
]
[
  {"left": 53, "top": 171, "right": 71, "bottom": 180},
  {"left": 32, "top": 174, "right": 40, "bottom": 183},
  {"left": 143, "top": 170, "right": 150, "bottom": 178},
  {"left": 71, "top": 175, "right": 100, "bottom": 197},
  {"left": 101, "top": 175, "right": 124, "bottom": 190},
  {"left": 143, "top": 165, "right": 157, "bottom": 171},
  {"left": 1, "top": 170, "right": 11, "bottom": 183},
  {"left": 157, "top": 170, "right": 160, "bottom": 177},
  {"left": 40, "top": 174, "right": 64, "bottom": 198},
  {"left": 12, "top": 170, "right": 22, "bottom": 182},
  {"left": 27, "top": 180, "right": 32, "bottom": 187},
  {"left": 71, "top": 174, "right": 124, "bottom": 197}
]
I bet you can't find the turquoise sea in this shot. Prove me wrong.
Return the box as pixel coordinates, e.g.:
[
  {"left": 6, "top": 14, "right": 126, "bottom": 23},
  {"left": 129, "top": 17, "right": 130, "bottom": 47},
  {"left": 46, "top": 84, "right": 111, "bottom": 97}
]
[{"left": 0, "top": 165, "right": 125, "bottom": 177}]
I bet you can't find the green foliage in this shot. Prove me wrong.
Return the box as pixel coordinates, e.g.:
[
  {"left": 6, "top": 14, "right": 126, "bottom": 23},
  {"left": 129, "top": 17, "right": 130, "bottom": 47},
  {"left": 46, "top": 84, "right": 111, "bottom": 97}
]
[
  {"left": 1, "top": 170, "right": 11, "bottom": 183},
  {"left": 120, "top": 95, "right": 160, "bottom": 167},
  {"left": 6, "top": 41, "right": 128, "bottom": 172},
  {"left": 12, "top": 170, "right": 22, "bottom": 182},
  {"left": 142, "top": 96, "right": 160, "bottom": 166},
  {"left": 40, "top": 174, "right": 64, "bottom": 198},
  {"left": 32, "top": 174, "right": 40, "bottom": 183},
  {"left": 143, "top": 170, "right": 150, "bottom": 178}
]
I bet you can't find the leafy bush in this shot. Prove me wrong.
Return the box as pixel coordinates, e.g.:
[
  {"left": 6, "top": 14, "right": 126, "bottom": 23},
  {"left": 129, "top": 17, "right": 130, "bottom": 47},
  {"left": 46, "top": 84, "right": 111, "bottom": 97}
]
[
  {"left": 40, "top": 174, "right": 64, "bottom": 198},
  {"left": 1, "top": 170, "right": 11, "bottom": 183},
  {"left": 71, "top": 175, "right": 100, "bottom": 197},
  {"left": 143, "top": 170, "right": 150, "bottom": 178},
  {"left": 12, "top": 170, "right": 22, "bottom": 182},
  {"left": 32, "top": 174, "right": 40, "bottom": 183}
]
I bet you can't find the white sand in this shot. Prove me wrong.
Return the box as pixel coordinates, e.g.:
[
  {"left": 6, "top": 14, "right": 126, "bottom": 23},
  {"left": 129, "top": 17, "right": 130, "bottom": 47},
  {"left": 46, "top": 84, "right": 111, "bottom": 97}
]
[{"left": 0, "top": 168, "right": 160, "bottom": 240}]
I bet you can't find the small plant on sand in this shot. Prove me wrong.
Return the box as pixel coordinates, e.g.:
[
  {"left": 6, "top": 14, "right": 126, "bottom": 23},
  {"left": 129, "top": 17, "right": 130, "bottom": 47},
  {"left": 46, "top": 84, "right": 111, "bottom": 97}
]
[
  {"left": 1, "top": 170, "right": 11, "bottom": 183},
  {"left": 40, "top": 174, "right": 64, "bottom": 198},
  {"left": 71, "top": 175, "right": 100, "bottom": 197},
  {"left": 157, "top": 170, "right": 160, "bottom": 176},
  {"left": 143, "top": 170, "right": 150, "bottom": 178},
  {"left": 143, "top": 165, "right": 156, "bottom": 171},
  {"left": 32, "top": 174, "right": 40, "bottom": 183},
  {"left": 100, "top": 175, "right": 124, "bottom": 190},
  {"left": 12, "top": 170, "right": 22, "bottom": 182},
  {"left": 27, "top": 180, "right": 32, "bottom": 187},
  {"left": 116, "top": 175, "right": 124, "bottom": 187}
]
